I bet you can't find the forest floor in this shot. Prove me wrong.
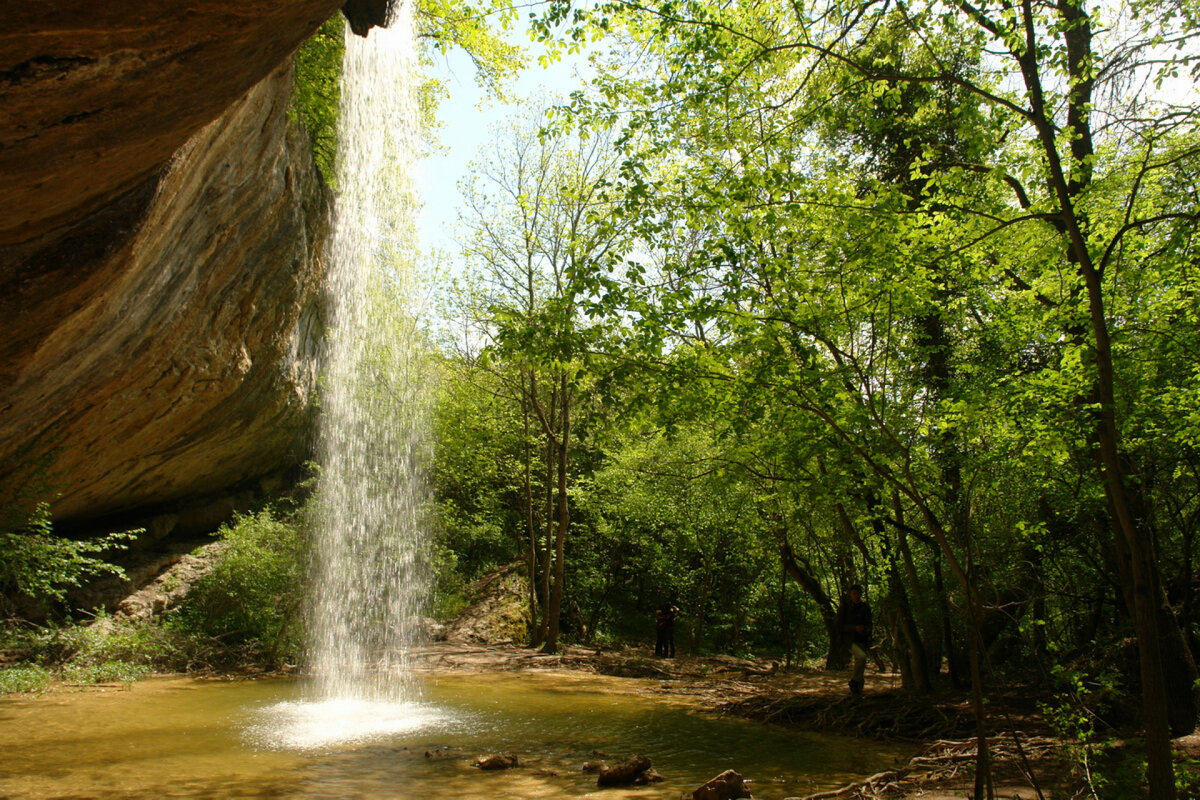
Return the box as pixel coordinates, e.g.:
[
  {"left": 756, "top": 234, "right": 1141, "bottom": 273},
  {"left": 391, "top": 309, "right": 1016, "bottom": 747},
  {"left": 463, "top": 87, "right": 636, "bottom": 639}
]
[{"left": 409, "top": 639, "right": 1071, "bottom": 799}]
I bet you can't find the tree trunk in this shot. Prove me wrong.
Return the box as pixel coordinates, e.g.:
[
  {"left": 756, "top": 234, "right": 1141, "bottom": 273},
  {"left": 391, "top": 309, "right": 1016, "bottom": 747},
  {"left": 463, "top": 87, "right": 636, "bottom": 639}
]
[
  {"left": 521, "top": 391, "right": 539, "bottom": 646},
  {"left": 886, "top": 553, "right": 931, "bottom": 692},
  {"left": 778, "top": 541, "right": 842, "bottom": 669},
  {"left": 538, "top": 434, "right": 554, "bottom": 646},
  {"left": 1013, "top": 0, "right": 1190, "bottom": 787},
  {"left": 542, "top": 377, "right": 571, "bottom": 654}
]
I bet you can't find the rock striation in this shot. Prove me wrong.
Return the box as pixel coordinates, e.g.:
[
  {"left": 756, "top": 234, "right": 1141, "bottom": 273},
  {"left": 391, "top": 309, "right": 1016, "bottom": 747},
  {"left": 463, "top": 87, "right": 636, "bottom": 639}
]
[
  {"left": 0, "top": 57, "right": 331, "bottom": 526},
  {"left": 0, "top": 2, "right": 405, "bottom": 530},
  {"left": 0, "top": 1, "right": 344, "bottom": 247}
]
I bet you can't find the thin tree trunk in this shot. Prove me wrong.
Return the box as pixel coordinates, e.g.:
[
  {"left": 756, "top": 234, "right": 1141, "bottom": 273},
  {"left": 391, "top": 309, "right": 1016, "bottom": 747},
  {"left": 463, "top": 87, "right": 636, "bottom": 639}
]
[
  {"left": 539, "top": 432, "right": 554, "bottom": 646},
  {"left": 543, "top": 377, "right": 571, "bottom": 653},
  {"left": 521, "top": 389, "right": 538, "bottom": 646}
]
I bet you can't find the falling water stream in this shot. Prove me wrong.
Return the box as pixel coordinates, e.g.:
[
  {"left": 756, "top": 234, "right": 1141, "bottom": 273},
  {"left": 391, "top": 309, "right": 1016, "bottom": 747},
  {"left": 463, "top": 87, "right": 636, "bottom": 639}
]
[{"left": 307, "top": 1, "right": 430, "bottom": 706}]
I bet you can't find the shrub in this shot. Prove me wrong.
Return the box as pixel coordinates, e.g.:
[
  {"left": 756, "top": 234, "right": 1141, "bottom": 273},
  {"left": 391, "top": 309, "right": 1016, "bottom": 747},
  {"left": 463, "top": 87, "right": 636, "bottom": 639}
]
[
  {"left": 0, "top": 664, "right": 51, "bottom": 694},
  {"left": 60, "top": 612, "right": 185, "bottom": 670},
  {"left": 0, "top": 502, "right": 140, "bottom": 614},
  {"left": 168, "top": 508, "right": 306, "bottom": 667},
  {"left": 61, "top": 661, "right": 152, "bottom": 685}
]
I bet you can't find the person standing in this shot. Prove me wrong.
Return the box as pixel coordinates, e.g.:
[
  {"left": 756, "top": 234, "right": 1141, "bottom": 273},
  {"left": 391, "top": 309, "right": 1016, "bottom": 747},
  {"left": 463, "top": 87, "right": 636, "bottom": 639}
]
[
  {"left": 655, "top": 602, "right": 679, "bottom": 658},
  {"left": 835, "top": 584, "right": 872, "bottom": 696}
]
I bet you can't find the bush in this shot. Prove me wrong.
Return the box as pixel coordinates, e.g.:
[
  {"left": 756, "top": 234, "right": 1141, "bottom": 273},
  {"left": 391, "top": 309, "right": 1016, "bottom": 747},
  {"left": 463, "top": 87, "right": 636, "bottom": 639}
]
[
  {"left": 59, "top": 612, "right": 185, "bottom": 670},
  {"left": 168, "top": 508, "right": 306, "bottom": 667},
  {"left": 0, "top": 502, "right": 140, "bottom": 614},
  {"left": 0, "top": 664, "right": 51, "bottom": 694},
  {"left": 61, "top": 661, "right": 152, "bottom": 685}
]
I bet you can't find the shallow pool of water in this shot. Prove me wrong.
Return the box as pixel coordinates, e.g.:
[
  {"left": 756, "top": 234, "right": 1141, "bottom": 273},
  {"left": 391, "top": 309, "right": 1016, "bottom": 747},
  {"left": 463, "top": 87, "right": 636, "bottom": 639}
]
[{"left": 0, "top": 671, "right": 908, "bottom": 799}]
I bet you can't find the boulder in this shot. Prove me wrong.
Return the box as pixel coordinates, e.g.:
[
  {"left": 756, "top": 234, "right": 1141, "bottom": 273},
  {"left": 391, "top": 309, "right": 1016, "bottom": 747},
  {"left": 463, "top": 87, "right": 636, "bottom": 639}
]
[
  {"left": 473, "top": 753, "right": 520, "bottom": 770},
  {"left": 441, "top": 564, "right": 532, "bottom": 645},
  {"left": 690, "top": 770, "right": 752, "bottom": 800}
]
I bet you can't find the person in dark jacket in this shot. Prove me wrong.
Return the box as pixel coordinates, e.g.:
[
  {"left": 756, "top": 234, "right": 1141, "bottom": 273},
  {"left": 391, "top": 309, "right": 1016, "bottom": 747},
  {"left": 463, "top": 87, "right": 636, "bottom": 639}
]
[
  {"left": 835, "top": 584, "right": 872, "bottom": 696},
  {"left": 655, "top": 602, "right": 679, "bottom": 657}
]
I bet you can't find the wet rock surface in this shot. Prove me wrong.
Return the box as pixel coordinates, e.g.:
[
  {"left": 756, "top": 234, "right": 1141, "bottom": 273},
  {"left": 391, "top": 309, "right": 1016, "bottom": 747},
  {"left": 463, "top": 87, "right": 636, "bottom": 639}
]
[
  {"left": 595, "top": 754, "right": 664, "bottom": 787},
  {"left": 690, "top": 769, "right": 752, "bottom": 800},
  {"left": 473, "top": 753, "right": 520, "bottom": 770}
]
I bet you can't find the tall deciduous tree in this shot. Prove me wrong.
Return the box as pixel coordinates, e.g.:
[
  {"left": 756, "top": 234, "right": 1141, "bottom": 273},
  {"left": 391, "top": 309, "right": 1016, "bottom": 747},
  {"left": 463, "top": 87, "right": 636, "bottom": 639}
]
[
  {"left": 545, "top": 0, "right": 1199, "bottom": 792},
  {"left": 457, "top": 105, "right": 627, "bottom": 652}
]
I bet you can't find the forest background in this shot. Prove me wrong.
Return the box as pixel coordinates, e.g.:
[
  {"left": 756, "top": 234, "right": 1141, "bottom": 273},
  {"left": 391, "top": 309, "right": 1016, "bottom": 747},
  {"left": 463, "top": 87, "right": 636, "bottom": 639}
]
[{"left": 2, "top": 0, "right": 1199, "bottom": 796}]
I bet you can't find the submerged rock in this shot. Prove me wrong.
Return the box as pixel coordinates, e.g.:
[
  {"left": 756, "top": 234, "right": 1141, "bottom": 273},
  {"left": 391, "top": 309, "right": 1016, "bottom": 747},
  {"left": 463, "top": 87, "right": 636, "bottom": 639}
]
[
  {"left": 424, "top": 746, "right": 460, "bottom": 761},
  {"left": 690, "top": 770, "right": 752, "bottom": 800},
  {"left": 596, "top": 754, "right": 657, "bottom": 787},
  {"left": 473, "top": 753, "right": 520, "bottom": 770}
]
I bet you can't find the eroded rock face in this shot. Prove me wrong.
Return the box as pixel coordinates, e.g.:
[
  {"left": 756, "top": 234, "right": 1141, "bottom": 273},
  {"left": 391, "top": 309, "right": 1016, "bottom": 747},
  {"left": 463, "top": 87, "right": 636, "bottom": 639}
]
[
  {"left": 0, "top": 1, "right": 344, "bottom": 247},
  {"left": 0, "top": 60, "right": 331, "bottom": 524}
]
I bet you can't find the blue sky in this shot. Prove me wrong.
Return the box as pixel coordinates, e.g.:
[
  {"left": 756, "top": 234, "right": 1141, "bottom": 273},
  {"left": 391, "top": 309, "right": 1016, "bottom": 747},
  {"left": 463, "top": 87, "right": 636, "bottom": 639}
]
[{"left": 416, "top": 13, "right": 592, "bottom": 256}]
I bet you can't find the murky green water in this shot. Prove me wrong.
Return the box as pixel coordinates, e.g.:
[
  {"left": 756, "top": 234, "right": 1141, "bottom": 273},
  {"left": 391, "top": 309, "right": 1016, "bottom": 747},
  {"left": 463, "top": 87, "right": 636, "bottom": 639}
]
[{"left": 0, "top": 671, "right": 908, "bottom": 799}]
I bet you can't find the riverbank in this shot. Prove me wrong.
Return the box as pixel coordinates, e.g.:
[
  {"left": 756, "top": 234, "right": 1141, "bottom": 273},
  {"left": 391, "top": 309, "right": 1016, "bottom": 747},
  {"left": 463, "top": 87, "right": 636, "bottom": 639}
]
[
  {"left": 6, "top": 634, "right": 1192, "bottom": 797},
  {"left": 406, "top": 640, "right": 1065, "bottom": 799}
]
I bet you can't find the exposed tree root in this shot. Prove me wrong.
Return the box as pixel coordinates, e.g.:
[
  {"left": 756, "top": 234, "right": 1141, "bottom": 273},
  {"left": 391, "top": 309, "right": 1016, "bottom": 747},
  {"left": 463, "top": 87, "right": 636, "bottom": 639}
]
[{"left": 790, "top": 736, "right": 1060, "bottom": 800}]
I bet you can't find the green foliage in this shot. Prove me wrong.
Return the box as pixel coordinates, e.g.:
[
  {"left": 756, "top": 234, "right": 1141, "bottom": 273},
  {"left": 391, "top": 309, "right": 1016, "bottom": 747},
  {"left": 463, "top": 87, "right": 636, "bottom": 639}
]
[
  {"left": 0, "top": 664, "right": 51, "bottom": 695},
  {"left": 4, "top": 612, "right": 183, "bottom": 668},
  {"left": 61, "top": 661, "right": 152, "bottom": 685},
  {"left": 429, "top": 18, "right": 1199, "bottom": 800},
  {"left": 0, "top": 611, "right": 186, "bottom": 691},
  {"left": 1041, "top": 663, "right": 1125, "bottom": 797},
  {"left": 0, "top": 502, "right": 139, "bottom": 613},
  {"left": 291, "top": 1, "right": 525, "bottom": 186},
  {"left": 1178, "top": 759, "right": 1200, "bottom": 800},
  {"left": 291, "top": 13, "right": 345, "bottom": 183},
  {"left": 168, "top": 509, "right": 306, "bottom": 667},
  {"left": 417, "top": 0, "right": 523, "bottom": 97},
  {"left": 59, "top": 612, "right": 184, "bottom": 671}
]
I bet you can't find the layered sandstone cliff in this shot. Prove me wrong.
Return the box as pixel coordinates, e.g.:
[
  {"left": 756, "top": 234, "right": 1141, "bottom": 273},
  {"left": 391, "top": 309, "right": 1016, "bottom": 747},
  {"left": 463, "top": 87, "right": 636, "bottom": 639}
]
[
  {"left": 1, "top": 61, "right": 329, "bottom": 526},
  {"left": 0, "top": 2, "right": 370, "bottom": 530}
]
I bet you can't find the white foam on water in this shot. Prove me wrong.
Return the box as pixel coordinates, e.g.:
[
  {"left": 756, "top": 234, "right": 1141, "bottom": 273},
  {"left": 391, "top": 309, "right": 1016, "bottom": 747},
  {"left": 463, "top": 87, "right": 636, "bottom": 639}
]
[{"left": 247, "top": 697, "right": 449, "bottom": 751}]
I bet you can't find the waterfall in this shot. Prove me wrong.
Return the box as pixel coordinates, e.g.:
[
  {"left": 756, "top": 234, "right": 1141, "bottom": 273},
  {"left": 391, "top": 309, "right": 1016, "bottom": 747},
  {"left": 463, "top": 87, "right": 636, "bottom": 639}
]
[{"left": 307, "top": 1, "right": 430, "bottom": 703}]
